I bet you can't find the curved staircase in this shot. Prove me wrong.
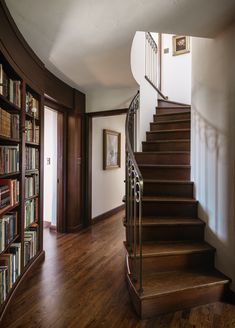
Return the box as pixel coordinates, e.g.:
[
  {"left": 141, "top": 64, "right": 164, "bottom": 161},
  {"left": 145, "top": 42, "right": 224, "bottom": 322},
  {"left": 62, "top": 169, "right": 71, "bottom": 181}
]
[{"left": 125, "top": 99, "right": 230, "bottom": 319}]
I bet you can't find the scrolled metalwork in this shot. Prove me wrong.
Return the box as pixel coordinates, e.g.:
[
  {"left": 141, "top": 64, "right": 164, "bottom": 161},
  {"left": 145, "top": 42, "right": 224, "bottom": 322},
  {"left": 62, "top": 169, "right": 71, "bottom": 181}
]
[{"left": 125, "top": 90, "right": 143, "bottom": 294}]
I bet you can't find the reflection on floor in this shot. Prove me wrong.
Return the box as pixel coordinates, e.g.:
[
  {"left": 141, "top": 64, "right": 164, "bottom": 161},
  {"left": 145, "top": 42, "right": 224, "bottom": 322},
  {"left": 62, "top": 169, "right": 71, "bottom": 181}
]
[{"left": 2, "top": 211, "right": 235, "bottom": 327}]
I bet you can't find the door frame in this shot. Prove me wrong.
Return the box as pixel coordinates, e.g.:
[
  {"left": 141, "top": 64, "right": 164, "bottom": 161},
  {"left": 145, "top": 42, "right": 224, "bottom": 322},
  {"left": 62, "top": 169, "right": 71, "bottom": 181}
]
[{"left": 44, "top": 96, "right": 68, "bottom": 233}]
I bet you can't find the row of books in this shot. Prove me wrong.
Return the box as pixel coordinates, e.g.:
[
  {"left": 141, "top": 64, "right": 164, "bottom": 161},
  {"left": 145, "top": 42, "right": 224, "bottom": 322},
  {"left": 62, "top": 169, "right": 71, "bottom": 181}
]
[
  {"left": 0, "top": 108, "right": 19, "bottom": 140},
  {"left": 24, "top": 224, "right": 39, "bottom": 266},
  {"left": 25, "top": 120, "right": 40, "bottom": 144},
  {"left": 25, "top": 198, "right": 38, "bottom": 228},
  {"left": 0, "top": 179, "right": 19, "bottom": 212},
  {"left": 26, "top": 92, "right": 39, "bottom": 119},
  {"left": 0, "top": 243, "right": 21, "bottom": 304},
  {"left": 25, "top": 147, "right": 39, "bottom": 171},
  {"left": 0, "top": 212, "right": 18, "bottom": 252},
  {"left": 25, "top": 175, "right": 39, "bottom": 199},
  {"left": 0, "top": 145, "right": 19, "bottom": 175},
  {"left": 0, "top": 64, "right": 21, "bottom": 108}
]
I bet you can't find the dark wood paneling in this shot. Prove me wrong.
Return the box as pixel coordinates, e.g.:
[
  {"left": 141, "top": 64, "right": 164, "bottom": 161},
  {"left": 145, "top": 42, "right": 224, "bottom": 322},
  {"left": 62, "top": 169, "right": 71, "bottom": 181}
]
[
  {"left": 67, "top": 110, "right": 84, "bottom": 232},
  {"left": 57, "top": 111, "right": 65, "bottom": 232},
  {"left": 87, "top": 108, "right": 128, "bottom": 117},
  {"left": 84, "top": 115, "right": 92, "bottom": 226},
  {"left": 44, "top": 69, "right": 74, "bottom": 110}
]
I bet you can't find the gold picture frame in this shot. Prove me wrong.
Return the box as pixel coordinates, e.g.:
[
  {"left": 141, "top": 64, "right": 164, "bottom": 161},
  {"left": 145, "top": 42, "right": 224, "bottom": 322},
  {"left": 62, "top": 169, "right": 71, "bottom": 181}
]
[
  {"left": 172, "top": 35, "right": 190, "bottom": 56},
  {"left": 103, "top": 129, "right": 121, "bottom": 170}
]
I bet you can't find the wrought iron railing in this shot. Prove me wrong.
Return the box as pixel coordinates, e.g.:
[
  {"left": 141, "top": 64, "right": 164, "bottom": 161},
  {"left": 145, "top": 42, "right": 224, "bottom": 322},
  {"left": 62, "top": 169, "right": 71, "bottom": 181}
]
[
  {"left": 145, "top": 32, "right": 167, "bottom": 100},
  {"left": 125, "top": 90, "right": 143, "bottom": 294}
]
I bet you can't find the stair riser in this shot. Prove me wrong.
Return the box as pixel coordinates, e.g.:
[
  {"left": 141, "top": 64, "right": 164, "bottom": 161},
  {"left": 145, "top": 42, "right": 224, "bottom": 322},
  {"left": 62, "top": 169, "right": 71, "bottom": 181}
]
[
  {"left": 150, "top": 121, "right": 190, "bottom": 131},
  {"left": 131, "top": 252, "right": 214, "bottom": 273},
  {"left": 140, "top": 167, "right": 190, "bottom": 180},
  {"left": 135, "top": 153, "right": 190, "bottom": 165},
  {"left": 156, "top": 108, "right": 190, "bottom": 115},
  {"left": 154, "top": 113, "right": 190, "bottom": 122},
  {"left": 147, "top": 131, "right": 190, "bottom": 141},
  {"left": 142, "top": 201, "right": 197, "bottom": 217},
  {"left": 142, "top": 142, "right": 190, "bottom": 151},
  {"left": 141, "top": 284, "right": 228, "bottom": 319},
  {"left": 141, "top": 224, "right": 204, "bottom": 242},
  {"left": 144, "top": 182, "right": 193, "bottom": 198}
]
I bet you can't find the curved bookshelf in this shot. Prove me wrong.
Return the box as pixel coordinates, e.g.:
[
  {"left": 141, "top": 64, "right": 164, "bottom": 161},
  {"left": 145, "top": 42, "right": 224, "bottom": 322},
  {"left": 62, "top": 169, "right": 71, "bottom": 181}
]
[{"left": 0, "top": 40, "right": 44, "bottom": 322}]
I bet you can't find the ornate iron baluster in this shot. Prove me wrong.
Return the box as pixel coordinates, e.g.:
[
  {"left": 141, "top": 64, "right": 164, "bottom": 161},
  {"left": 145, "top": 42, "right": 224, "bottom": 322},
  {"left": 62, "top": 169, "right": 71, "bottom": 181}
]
[{"left": 125, "top": 91, "right": 143, "bottom": 294}]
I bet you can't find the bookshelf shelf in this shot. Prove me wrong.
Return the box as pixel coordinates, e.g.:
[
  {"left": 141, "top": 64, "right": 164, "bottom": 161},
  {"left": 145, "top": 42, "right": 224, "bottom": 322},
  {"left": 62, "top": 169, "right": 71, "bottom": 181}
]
[
  {"left": 0, "top": 135, "right": 20, "bottom": 144},
  {"left": 0, "top": 202, "right": 20, "bottom": 217},
  {"left": 25, "top": 112, "right": 39, "bottom": 122},
  {"left": 25, "top": 169, "right": 39, "bottom": 175},
  {"left": 0, "top": 47, "right": 43, "bottom": 313},
  {"left": 0, "top": 93, "right": 21, "bottom": 113},
  {"left": 25, "top": 195, "right": 39, "bottom": 201},
  {"left": 25, "top": 141, "right": 39, "bottom": 147},
  {"left": 0, "top": 234, "right": 20, "bottom": 256},
  {"left": 0, "top": 172, "right": 20, "bottom": 179}
]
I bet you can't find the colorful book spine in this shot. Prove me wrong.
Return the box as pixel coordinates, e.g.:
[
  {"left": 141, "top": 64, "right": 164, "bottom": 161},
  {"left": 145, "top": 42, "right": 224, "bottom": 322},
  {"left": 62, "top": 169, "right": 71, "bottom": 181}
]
[
  {"left": 24, "top": 224, "right": 38, "bottom": 266},
  {"left": 24, "top": 198, "right": 38, "bottom": 228},
  {"left": 0, "top": 145, "right": 19, "bottom": 175},
  {"left": 25, "top": 147, "right": 39, "bottom": 170},
  {"left": 25, "top": 174, "right": 39, "bottom": 199},
  {"left": 0, "top": 242, "right": 21, "bottom": 304},
  {"left": 0, "top": 212, "right": 18, "bottom": 252}
]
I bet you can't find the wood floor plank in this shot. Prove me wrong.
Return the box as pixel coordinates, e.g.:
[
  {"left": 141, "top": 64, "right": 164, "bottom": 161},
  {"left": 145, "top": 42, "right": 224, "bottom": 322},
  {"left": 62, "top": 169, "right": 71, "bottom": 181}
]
[{"left": 2, "top": 211, "right": 235, "bottom": 327}]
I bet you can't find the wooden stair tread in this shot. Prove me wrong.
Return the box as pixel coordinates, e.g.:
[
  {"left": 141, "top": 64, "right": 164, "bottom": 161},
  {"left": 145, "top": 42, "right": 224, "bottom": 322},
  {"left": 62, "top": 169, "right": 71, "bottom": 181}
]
[
  {"left": 156, "top": 111, "right": 190, "bottom": 117},
  {"left": 134, "top": 241, "right": 215, "bottom": 257},
  {"left": 147, "top": 129, "right": 190, "bottom": 133},
  {"left": 142, "top": 196, "right": 196, "bottom": 203},
  {"left": 136, "top": 269, "right": 229, "bottom": 299},
  {"left": 139, "top": 164, "right": 190, "bottom": 168},
  {"left": 143, "top": 139, "right": 190, "bottom": 143},
  {"left": 144, "top": 179, "right": 193, "bottom": 184},
  {"left": 151, "top": 119, "right": 190, "bottom": 124},
  {"left": 156, "top": 106, "right": 191, "bottom": 110},
  {"left": 141, "top": 217, "right": 204, "bottom": 226},
  {"left": 135, "top": 151, "right": 190, "bottom": 154}
]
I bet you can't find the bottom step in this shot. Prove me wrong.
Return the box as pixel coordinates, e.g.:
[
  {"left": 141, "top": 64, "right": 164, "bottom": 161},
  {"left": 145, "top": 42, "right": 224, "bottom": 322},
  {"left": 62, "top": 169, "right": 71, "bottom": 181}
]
[{"left": 126, "top": 260, "right": 230, "bottom": 319}]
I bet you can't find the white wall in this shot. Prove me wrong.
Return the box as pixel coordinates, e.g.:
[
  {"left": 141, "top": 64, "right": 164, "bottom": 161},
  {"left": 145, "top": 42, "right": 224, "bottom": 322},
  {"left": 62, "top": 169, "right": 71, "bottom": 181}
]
[
  {"left": 86, "top": 87, "right": 136, "bottom": 113},
  {"left": 43, "top": 107, "right": 58, "bottom": 226},
  {"left": 92, "top": 115, "right": 126, "bottom": 218},
  {"left": 161, "top": 34, "right": 192, "bottom": 104},
  {"left": 131, "top": 31, "right": 159, "bottom": 150},
  {"left": 191, "top": 23, "right": 235, "bottom": 291}
]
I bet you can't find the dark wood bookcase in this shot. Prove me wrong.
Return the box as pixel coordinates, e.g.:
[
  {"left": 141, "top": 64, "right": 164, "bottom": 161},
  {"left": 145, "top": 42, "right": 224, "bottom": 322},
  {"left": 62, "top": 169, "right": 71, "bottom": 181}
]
[{"left": 0, "top": 46, "right": 44, "bottom": 318}]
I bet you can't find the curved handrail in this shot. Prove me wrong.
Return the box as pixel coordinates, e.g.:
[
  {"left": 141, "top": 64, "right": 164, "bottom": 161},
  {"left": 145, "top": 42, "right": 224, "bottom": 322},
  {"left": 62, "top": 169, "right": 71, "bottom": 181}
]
[{"left": 125, "top": 90, "right": 143, "bottom": 294}]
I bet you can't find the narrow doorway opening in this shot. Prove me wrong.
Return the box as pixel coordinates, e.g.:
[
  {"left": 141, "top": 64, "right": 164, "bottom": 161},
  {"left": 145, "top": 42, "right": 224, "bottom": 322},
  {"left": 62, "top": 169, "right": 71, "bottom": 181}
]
[{"left": 43, "top": 107, "right": 58, "bottom": 230}]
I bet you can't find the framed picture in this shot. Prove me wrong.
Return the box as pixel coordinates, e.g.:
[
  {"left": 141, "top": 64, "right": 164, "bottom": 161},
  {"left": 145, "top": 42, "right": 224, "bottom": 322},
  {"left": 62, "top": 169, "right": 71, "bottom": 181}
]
[
  {"left": 103, "top": 129, "right": 121, "bottom": 170},
  {"left": 172, "top": 35, "right": 190, "bottom": 56}
]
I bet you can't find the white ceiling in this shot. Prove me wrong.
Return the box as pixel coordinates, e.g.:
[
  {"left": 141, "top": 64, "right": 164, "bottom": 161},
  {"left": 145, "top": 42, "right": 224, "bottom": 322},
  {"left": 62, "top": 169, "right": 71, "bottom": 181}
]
[{"left": 6, "top": 0, "right": 235, "bottom": 92}]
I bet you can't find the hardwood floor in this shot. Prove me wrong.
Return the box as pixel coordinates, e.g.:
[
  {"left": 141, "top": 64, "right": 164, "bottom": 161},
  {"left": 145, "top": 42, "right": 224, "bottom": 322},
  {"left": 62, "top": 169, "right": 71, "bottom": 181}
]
[{"left": 2, "top": 211, "right": 235, "bottom": 328}]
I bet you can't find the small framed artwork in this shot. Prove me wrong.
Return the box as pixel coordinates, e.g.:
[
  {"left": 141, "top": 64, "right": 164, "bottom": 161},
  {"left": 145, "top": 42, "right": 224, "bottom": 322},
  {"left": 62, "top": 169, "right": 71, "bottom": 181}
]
[
  {"left": 103, "top": 129, "right": 121, "bottom": 170},
  {"left": 172, "top": 35, "right": 190, "bottom": 56}
]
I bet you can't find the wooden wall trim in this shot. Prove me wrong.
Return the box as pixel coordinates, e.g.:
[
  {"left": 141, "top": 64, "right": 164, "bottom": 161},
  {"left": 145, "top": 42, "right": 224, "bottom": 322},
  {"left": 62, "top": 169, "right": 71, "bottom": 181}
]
[
  {"left": 92, "top": 204, "right": 125, "bottom": 224},
  {"left": 87, "top": 108, "right": 128, "bottom": 117}
]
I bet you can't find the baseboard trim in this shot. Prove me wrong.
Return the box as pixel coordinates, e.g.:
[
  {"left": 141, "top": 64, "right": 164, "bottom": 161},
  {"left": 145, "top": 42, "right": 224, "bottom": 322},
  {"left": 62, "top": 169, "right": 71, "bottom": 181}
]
[{"left": 92, "top": 204, "right": 125, "bottom": 224}]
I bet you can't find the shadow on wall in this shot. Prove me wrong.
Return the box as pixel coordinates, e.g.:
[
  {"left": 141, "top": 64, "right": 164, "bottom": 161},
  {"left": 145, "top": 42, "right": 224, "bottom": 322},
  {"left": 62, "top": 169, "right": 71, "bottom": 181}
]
[{"left": 191, "top": 108, "right": 235, "bottom": 285}]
